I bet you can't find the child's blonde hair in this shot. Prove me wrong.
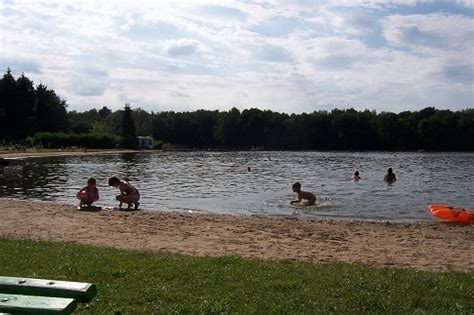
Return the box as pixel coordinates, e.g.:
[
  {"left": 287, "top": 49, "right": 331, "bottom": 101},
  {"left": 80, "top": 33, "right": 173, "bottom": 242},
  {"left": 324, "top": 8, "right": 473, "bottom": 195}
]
[{"left": 87, "top": 177, "right": 96, "bottom": 185}]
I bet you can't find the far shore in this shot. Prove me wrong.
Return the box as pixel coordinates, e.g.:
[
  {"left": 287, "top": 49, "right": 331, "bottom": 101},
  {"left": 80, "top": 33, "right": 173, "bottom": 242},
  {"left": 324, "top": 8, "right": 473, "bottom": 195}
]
[
  {"left": 0, "top": 148, "right": 147, "bottom": 159},
  {"left": 1, "top": 198, "right": 472, "bottom": 273}
]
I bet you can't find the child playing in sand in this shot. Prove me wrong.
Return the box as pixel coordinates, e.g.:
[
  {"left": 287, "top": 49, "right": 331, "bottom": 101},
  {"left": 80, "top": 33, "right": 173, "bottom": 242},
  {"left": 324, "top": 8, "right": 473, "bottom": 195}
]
[
  {"left": 108, "top": 176, "right": 140, "bottom": 210},
  {"left": 76, "top": 177, "right": 99, "bottom": 208},
  {"left": 291, "top": 182, "right": 316, "bottom": 206}
]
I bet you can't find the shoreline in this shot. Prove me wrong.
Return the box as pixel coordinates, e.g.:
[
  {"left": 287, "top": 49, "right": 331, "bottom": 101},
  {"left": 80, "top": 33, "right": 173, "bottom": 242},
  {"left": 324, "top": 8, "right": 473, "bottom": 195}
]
[
  {"left": 0, "top": 149, "right": 456, "bottom": 224},
  {"left": 1, "top": 150, "right": 473, "bottom": 272},
  {"left": 1, "top": 198, "right": 472, "bottom": 273},
  {"left": 0, "top": 149, "right": 145, "bottom": 159}
]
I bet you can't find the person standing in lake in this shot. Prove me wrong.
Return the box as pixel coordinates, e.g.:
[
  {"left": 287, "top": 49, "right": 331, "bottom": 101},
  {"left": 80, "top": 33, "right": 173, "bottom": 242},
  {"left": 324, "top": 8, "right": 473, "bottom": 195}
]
[
  {"left": 108, "top": 176, "right": 140, "bottom": 210},
  {"left": 352, "top": 171, "right": 361, "bottom": 181},
  {"left": 290, "top": 182, "right": 316, "bottom": 206},
  {"left": 384, "top": 168, "right": 396, "bottom": 183}
]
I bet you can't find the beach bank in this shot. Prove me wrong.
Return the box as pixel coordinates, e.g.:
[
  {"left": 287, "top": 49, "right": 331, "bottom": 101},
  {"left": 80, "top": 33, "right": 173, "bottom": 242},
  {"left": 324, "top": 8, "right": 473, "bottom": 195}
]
[
  {"left": 0, "top": 149, "right": 142, "bottom": 159},
  {"left": 1, "top": 198, "right": 472, "bottom": 272}
]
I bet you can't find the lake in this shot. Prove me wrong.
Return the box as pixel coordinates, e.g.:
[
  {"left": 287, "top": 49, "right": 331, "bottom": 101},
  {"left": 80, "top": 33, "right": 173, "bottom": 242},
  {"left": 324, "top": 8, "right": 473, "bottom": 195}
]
[{"left": 0, "top": 151, "right": 472, "bottom": 222}]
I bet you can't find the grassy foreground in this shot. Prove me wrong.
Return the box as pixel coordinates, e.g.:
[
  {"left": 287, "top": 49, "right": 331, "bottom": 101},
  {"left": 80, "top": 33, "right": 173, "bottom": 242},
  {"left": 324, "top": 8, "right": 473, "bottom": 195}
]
[{"left": 1, "top": 239, "right": 472, "bottom": 314}]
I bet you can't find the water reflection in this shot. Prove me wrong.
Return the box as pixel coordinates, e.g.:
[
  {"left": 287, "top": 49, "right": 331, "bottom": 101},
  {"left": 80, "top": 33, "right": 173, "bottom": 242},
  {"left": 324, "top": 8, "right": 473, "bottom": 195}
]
[{"left": 0, "top": 151, "right": 473, "bottom": 221}]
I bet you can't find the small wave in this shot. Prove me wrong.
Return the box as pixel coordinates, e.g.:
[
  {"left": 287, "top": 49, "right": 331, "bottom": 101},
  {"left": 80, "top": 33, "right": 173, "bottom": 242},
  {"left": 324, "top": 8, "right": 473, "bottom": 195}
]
[{"left": 266, "top": 196, "right": 337, "bottom": 210}]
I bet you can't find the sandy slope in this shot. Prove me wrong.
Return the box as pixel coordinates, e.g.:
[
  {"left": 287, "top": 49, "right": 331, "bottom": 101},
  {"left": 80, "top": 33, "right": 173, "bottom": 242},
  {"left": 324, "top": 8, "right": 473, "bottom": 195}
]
[{"left": 1, "top": 198, "right": 472, "bottom": 272}]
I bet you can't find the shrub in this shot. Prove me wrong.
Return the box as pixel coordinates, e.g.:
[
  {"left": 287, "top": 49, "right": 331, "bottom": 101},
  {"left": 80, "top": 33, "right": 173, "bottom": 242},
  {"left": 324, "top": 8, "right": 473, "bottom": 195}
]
[{"left": 33, "top": 132, "right": 119, "bottom": 149}]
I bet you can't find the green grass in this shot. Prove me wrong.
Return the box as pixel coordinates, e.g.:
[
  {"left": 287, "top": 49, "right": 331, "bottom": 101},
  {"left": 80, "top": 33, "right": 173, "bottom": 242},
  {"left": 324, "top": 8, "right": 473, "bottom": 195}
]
[{"left": 1, "top": 239, "right": 472, "bottom": 314}]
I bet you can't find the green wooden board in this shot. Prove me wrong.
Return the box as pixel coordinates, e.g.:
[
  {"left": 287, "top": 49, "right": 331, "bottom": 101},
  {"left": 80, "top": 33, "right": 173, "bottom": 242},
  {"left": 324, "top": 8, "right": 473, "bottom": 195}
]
[
  {"left": 0, "top": 277, "right": 97, "bottom": 303},
  {"left": 0, "top": 293, "right": 77, "bottom": 314}
]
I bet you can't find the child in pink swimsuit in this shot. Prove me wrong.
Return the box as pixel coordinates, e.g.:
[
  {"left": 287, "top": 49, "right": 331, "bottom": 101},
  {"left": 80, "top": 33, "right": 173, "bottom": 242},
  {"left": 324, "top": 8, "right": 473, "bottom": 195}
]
[
  {"left": 76, "top": 177, "right": 99, "bottom": 208},
  {"left": 108, "top": 176, "right": 140, "bottom": 210}
]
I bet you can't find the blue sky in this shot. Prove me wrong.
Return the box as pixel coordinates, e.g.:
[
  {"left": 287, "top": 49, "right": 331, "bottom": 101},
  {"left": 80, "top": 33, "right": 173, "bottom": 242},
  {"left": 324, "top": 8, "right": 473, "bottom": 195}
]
[{"left": 0, "top": 0, "right": 473, "bottom": 113}]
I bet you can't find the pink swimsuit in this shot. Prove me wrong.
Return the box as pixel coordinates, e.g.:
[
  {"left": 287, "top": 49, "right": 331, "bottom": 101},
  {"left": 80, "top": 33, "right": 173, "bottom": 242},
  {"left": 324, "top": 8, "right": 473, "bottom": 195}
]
[{"left": 76, "top": 187, "right": 99, "bottom": 202}]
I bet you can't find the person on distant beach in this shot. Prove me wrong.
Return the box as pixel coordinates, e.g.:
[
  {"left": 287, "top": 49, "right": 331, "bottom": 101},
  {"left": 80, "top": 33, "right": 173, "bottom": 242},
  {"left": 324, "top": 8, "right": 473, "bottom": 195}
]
[
  {"left": 108, "top": 176, "right": 140, "bottom": 210},
  {"left": 384, "top": 168, "right": 396, "bottom": 183},
  {"left": 352, "top": 171, "right": 361, "bottom": 181},
  {"left": 290, "top": 182, "right": 316, "bottom": 206},
  {"left": 76, "top": 177, "right": 99, "bottom": 208}
]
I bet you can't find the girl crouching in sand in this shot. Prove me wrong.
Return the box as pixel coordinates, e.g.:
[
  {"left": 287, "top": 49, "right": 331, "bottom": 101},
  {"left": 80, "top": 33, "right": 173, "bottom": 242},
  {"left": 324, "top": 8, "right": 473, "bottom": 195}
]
[
  {"left": 76, "top": 177, "right": 99, "bottom": 208},
  {"left": 108, "top": 176, "right": 140, "bottom": 210}
]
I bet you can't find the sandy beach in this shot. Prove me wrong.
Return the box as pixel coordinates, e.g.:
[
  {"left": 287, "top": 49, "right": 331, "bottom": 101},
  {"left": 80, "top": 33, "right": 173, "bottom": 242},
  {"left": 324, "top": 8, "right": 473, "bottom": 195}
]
[{"left": 1, "top": 198, "right": 472, "bottom": 273}]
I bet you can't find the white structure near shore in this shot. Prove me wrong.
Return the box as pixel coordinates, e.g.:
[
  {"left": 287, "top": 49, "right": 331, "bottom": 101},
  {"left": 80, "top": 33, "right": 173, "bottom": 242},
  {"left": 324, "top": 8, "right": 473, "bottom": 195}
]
[{"left": 137, "top": 136, "right": 153, "bottom": 149}]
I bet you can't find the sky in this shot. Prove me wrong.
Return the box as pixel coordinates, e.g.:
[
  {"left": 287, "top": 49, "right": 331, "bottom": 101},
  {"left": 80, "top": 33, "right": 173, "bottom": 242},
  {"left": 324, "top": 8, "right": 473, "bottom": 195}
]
[{"left": 0, "top": 0, "right": 473, "bottom": 114}]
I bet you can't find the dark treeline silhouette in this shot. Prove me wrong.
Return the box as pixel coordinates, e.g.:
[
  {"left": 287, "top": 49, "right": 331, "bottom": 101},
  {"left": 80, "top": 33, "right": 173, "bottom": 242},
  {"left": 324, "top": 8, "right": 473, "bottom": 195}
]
[
  {"left": 149, "top": 107, "right": 474, "bottom": 150},
  {"left": 1, "top": 69, "right": 473, "bottom": 150},
  {"left": 0, "top": 69, "right": 68, "bottom": 140}
]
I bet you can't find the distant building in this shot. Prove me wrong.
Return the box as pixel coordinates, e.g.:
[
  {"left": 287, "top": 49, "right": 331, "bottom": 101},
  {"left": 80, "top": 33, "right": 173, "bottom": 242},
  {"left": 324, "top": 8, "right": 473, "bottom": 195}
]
[{"left": 137, "top": 136, "right": 153, "bottom": 149}]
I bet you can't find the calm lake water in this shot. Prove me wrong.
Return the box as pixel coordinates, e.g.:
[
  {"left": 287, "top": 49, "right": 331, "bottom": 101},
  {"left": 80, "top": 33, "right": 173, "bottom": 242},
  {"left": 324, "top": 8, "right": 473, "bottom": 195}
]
[{"left": 1, "top": 151, "right": 473, "bottom": 222}]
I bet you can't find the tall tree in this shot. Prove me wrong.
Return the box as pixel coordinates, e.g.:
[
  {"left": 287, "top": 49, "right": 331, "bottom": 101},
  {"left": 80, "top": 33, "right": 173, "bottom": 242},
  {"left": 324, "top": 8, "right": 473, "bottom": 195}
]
[
  {"left": 34, "top": 83, "right": 68, "bottom": 133},
  {"left": 121, "top": 103, "right": 137, "bottom": 148},
  {"left": 133, "top": 108, "right": 153, "bottom": 136},
  {"left": 213, "top": 107, "right": 241, "bottom": 147},
  {"left": 98, "top": 106, "right": 112, "bottom": 120},
  {"left": 0, "top": 68, "right": 17, "bottom": 140},
  {"left": 15, "top": 73, "right": 36, "bottom": 138}
]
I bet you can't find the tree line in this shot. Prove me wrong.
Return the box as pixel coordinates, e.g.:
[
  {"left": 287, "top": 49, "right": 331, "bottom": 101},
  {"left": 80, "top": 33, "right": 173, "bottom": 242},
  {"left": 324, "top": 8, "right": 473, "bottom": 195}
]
[{"left": 1, "top": 69, "right": 473, "bottom": 150}]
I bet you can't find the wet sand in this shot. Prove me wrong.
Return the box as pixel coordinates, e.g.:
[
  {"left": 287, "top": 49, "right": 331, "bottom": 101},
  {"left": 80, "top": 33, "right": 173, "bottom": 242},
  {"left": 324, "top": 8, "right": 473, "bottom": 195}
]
[{"left": 1, "top": 198, "right": 472, "bottom": 272}]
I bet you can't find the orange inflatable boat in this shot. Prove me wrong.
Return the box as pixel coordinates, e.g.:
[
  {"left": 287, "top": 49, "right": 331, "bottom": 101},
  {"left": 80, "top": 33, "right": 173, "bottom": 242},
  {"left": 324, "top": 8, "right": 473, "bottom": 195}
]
[{"left": 428, "top": 205, "right": 474, "bottom": 223}]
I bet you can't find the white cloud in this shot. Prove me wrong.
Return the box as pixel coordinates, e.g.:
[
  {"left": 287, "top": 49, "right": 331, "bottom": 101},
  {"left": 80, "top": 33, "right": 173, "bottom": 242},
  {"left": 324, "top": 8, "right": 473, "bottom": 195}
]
[
  {"left": 382, "top": 13, "right": 473, "bottom": 53},
  {"left": 1, "top": 0, "right": 472, "bottom": 113},
  {"left": 380, "top": 12, "right": 474, "bottom": 88},
  {"left": 164, "top": 38, "right": 209, "bottom": 56},
  {"left": 456, "top": 0, "right": 474, "bottom": 8}
]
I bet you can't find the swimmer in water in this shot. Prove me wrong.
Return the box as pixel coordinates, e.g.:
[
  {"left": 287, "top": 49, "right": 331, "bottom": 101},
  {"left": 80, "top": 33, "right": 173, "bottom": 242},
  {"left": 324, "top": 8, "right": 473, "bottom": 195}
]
[
  {"left": 384, "top": 167, "right": 396, "bottom": 183},
  {"left": 290, "top": 182, "right": 316, "bottom": 206}
]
